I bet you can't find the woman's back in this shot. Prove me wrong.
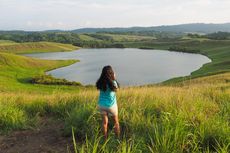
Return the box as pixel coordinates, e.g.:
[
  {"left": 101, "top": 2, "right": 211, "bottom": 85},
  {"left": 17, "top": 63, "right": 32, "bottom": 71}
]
[{"left": 98, "top": 81, "right": 118, "bottom": 107}]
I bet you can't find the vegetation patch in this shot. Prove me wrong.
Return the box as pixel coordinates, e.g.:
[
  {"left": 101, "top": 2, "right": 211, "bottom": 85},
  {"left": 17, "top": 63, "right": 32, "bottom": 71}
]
[
  {"left": 31, "top": 74, "right": 82, "bottom": 86},
  {"left": 168, "top": 46, "right": 201, "bottom": 53}
]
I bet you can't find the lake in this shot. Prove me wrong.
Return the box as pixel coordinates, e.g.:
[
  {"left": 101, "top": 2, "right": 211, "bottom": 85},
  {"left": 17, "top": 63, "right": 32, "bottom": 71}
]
[{"left": 25, "top": 48, "right": 211, "bottom": 86}]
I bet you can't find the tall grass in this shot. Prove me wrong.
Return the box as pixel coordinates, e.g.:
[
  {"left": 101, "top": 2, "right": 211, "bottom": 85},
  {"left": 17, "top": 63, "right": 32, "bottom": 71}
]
[
  {"left": 0, "top": 104, "right": 28, "bottom": 132},
  {"left": 0, "top": 74, "right": 229, "bottom": 152}
]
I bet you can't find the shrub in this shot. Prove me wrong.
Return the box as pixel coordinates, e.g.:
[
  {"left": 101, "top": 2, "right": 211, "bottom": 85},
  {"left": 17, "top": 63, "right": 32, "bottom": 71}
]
[
  {"left": 30, "top": 74, "right": 82, "bottom": 86},
  {"left": 168, "top": 46, "right": 201, "bottom": 53}
]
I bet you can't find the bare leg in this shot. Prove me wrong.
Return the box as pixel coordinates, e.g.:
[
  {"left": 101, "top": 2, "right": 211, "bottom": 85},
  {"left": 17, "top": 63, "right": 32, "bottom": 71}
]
[
  {"left": 102, "top": 113, "right": 108, "bottom": 139},
  {"left": 112, "top": 115, "right": 120, "bottom": 137}
]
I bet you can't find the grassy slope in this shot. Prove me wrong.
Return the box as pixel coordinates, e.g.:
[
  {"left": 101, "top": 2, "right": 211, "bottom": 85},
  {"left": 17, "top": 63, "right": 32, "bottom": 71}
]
[
  {"left": 0, "top": 71, "right": 229, "bottom": 152},
  {"left": 0, "top": 52, "right": 80, "bottom": 93},
  {"left": 0, "top": 41, "right": 79, "bottom": 54},
  {"left": 0, "top": 40, "right": 229, "bottom": 152},
  {"left": 0, "top": 41, "right": 81, "bottom": 92},
  {"left": 101, "top": 33, "right": 156, "bottom": 41},
  {"left": 0, "top": 40, "right": 18, "bottom": 46}
]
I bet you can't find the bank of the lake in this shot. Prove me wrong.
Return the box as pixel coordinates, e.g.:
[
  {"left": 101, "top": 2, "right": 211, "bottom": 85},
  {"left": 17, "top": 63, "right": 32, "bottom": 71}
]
[
  {"left": 0, "top": 41, "right": 81, "bottom": 92},
  {"left": 25, "top": 39, "right": 228, "bottom": 85},
  {"left": 121, "top": 39, "right": 230, "bottom": 83},
  {"left": 25, "top": 48, "right": 211, "bottom": 86},
  {"left": 1, "top": 39, "right": 229, "bottom": 86}
]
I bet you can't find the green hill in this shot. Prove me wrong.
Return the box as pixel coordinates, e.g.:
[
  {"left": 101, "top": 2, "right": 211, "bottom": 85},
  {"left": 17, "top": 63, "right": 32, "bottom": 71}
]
[
  {"left": 1, "top": 23, "right": 230, "bottom": 34},
  {"left": 0, "top": 52, "right": 78, "bottom": 92},
  {"left": 0, "top": 51, "right": 229, "bottom": 152},
  {"left": 0, "top": 39, "right": 229, "bottom": 152},
  {"left": 70, "top": 23, "right": 230, "bottom": 33},
  {"left": 0, "top": 41, "right": 79, "bottom": 54}
]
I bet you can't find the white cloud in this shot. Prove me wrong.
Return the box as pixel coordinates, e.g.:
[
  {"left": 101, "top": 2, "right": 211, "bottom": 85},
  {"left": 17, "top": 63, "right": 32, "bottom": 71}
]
[{"left": 0, "top": 0, "right": 229, "bottom": 30}]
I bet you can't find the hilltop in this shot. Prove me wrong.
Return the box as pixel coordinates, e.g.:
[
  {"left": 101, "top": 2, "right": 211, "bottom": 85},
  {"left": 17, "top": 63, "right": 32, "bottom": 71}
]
[
  {"left": 0, "top": 35, "right": 229, "bottom": 152},
  {"left": 0, "top": 52, "right": 229, "bottom": 151},
  {"left": 70, "top": 23, "right": 230, "bottom": 34},
  {"left": 0, "top": 41, "right": 78, "bottom": 54},
  {"left": 1, "top": 23, "right": 230, "bottom": 34}
]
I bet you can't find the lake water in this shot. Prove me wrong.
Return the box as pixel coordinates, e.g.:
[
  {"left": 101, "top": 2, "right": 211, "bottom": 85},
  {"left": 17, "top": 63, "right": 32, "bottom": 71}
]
[{"left": 25, "top": 48, "right": 211, "bottom": 86}]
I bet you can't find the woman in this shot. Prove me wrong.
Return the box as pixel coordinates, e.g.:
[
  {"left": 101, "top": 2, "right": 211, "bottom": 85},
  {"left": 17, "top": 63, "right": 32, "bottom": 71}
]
[{"left": 96, "top": 65, "right": 120, "bottom": 139}]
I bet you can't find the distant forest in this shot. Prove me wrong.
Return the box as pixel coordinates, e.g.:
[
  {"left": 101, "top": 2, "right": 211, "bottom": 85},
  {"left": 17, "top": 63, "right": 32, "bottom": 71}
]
[
  {"left": 1, "top": 23, "right": 230, "bottom": 48},
  {"left": 0, "top": 30, "right": 230, "bottom": 48}
]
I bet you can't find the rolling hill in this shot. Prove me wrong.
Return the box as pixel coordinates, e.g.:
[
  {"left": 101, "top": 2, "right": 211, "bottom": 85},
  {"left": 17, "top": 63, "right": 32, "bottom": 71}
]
[
  {"left": 0, "top": 41, "right": 79, "bottom": 54},
  {"left": 1, "top": 23, "right": 230, "bottom": 34},
  {"left": 70, "top": 23, "right": 230, "bottom": 34}
]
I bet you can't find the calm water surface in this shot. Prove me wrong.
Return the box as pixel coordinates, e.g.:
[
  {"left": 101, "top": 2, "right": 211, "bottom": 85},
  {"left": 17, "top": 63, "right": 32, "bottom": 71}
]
[{"left": 25, "top": 48, "right": 211, "bottom": 86}]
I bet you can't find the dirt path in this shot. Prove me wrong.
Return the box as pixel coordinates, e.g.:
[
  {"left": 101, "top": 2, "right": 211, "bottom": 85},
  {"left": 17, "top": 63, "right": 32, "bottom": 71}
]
[{"left": 0, "top": 117, "right": 73, "bottom": 153}]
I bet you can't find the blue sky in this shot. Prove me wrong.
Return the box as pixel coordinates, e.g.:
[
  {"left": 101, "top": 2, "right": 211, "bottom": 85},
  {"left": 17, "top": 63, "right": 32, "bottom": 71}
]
[{"left": 1, "top": 0, "right": 230, "bottom": 30}]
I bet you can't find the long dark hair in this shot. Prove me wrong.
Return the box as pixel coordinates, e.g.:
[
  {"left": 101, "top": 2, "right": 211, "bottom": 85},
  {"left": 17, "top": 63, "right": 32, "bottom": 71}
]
[{"left": 96, "top": 65, "right": 119, "bottom": 91}]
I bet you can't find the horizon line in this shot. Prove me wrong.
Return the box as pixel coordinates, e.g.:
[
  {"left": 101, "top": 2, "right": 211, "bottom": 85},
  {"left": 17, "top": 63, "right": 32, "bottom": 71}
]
[{"left": 1, "top": 22, "right": 230, "bottom": 32}]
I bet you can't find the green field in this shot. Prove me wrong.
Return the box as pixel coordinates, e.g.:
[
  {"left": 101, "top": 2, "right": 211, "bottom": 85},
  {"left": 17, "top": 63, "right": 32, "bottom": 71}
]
[
  {"left": 91, "top": 33, "right": 156, "bottom": 42},
  {"left": 0, "top": 39, "right": 229, "bottom": 152},
  {"left": 0, "top": 40, "right": 18, "bottom": 46}
]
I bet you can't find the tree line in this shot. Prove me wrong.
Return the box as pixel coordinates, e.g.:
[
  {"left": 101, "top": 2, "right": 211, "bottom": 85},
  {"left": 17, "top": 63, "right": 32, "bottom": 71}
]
[
  {"left": 0, "top": 31, "right": 229, "bottom": 48},
  {"left": 187, "top": 32, "right": 230, "bottom": 40}
]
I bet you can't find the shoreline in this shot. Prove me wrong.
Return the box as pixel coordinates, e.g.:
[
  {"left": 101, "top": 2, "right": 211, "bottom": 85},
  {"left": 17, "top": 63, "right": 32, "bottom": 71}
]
[{"left": 25, "top": 48, "right": 212, "bottom": 87}]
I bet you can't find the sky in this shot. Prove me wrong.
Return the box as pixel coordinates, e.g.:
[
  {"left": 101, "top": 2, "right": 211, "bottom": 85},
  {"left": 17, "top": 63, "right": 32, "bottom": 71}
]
[{"left": 0, "top": 0, "right": 230, "bottom": 31}]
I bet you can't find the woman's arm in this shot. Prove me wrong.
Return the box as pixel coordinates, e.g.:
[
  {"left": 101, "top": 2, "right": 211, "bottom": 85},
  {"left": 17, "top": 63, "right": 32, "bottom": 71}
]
[{"left": 113, "top": 80, "right": 119, "bottom": 91}]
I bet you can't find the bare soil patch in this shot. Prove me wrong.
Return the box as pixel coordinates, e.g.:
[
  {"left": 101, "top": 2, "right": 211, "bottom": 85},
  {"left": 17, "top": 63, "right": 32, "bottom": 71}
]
[{"left": 0, "top": 117, "right": 72, "bottom": 153}]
